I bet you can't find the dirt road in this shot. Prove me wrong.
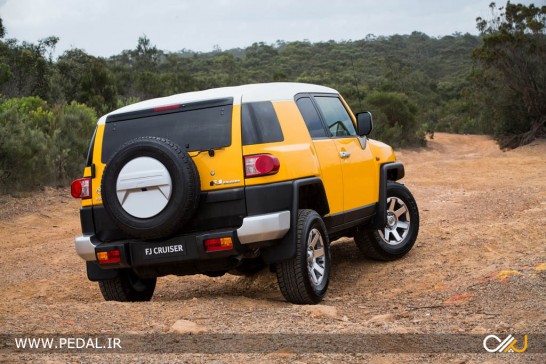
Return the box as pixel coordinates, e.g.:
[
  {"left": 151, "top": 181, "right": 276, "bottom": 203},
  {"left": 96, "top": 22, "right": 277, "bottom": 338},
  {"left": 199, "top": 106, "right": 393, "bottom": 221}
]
[{"left": 1, "top": 133, "right": 545, "bottom": 362}]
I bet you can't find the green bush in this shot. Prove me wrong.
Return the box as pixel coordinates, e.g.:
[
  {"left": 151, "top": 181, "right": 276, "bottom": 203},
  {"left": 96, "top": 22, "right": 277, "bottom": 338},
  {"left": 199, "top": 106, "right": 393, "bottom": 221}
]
[
  {"left": 0, "top": 97, "right": 96, "bottom": 193},
  {"left": 51, "top": 101, "right": 96, "bottom": 183},
  {"left": 364, "top": 91, "right": 426, "bottom": 147}
]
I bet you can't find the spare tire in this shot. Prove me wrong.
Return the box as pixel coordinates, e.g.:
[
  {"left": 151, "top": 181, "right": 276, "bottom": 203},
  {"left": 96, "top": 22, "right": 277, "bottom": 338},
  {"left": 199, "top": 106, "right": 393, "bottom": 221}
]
[{"left": 101, "top": 137, "right": 200, "bottom": 239}]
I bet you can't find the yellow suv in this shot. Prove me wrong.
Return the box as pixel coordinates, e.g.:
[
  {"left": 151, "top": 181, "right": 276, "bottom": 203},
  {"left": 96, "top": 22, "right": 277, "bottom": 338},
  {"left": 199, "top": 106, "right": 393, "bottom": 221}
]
[{"left": 71, "top": 83, "right": 419, "bottom": 304}]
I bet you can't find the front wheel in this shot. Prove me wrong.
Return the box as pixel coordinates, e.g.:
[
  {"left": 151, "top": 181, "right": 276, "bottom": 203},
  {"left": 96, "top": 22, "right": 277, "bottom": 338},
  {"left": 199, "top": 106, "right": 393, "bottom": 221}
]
[
  {"left": 98, "top": 269, "right": 156, "bottom": 302},
  {"left": 355, "top": 181, "right": 419, "bottom": 261},
  {"left": 276, "top": 209, "right": 331, "bottom": 304}
]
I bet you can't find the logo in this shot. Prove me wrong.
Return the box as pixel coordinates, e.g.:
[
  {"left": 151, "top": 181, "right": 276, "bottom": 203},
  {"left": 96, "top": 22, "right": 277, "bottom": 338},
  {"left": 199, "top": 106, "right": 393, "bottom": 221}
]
[
  {"left": 210, "top": 179, "right": 240, "bottom": 186},
  {"left": 483, "top": 334, "right": 528, "bottom": 353}
]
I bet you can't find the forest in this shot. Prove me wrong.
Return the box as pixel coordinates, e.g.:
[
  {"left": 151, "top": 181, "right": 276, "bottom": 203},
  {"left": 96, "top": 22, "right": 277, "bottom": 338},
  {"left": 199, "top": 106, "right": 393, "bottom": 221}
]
[{"left": 0, "top": 2, "right": 544, "bottom": 193}]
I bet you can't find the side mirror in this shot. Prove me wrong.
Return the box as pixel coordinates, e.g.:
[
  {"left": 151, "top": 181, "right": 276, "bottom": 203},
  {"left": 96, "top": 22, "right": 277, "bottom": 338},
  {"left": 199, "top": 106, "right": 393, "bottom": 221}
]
[{"left": 356, "top": 111, "right": 373, "bottom": 136}]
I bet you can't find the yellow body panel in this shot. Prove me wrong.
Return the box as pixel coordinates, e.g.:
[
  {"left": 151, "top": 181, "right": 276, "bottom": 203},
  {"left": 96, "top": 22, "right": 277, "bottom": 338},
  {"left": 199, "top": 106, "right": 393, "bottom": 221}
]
[
  {"left": 310, "top": 139, "right": 344, "bottom": 214},
  {"left": 333, "top": 137, "right": 378, "bottom": 210},
  {"left": 193, "top": 104, "right": 245, "bottom": 191},
  {"left": 368, "top": 139, "right": 397, "bottom": 165},
  {"left": 243, "top": 101, "right": 320, "bottom": 186},
  {"left": 82, "top": 124, "right": 106, "bottom": 207}
]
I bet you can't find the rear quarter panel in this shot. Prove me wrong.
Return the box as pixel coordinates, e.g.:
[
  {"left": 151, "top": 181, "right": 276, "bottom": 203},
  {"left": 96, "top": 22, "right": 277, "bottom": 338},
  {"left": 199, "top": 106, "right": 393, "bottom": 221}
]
[{"left": 243, "top": 100, "right": 320, "bottom": 186}]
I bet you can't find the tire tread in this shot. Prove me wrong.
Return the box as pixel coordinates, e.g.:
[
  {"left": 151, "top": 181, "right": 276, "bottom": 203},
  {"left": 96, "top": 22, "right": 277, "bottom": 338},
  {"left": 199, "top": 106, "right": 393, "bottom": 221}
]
[
  {"left": 276, "top": 209, "right": 329, "bottom": 304},
  {"left": 355, "top": 181, "right": 419, "bottom": 261},
  {"left": 98, "top": 270, "right": 156, "bottom": 302}
]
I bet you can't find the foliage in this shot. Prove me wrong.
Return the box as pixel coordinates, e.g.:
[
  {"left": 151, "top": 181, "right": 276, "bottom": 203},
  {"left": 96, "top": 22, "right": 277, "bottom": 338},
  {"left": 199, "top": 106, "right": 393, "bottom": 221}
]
[
  {"left": 473, "top": 2, "right": 546, "bottom": 148},
  {"left": 0, "top": 97, "right": 95, "bottom": 192},
  {"left": 365, "top": 91, "right": 426, "bottom": 147},
  {"left": 55, "top": 49, "right": 118, "bottom": 115}
]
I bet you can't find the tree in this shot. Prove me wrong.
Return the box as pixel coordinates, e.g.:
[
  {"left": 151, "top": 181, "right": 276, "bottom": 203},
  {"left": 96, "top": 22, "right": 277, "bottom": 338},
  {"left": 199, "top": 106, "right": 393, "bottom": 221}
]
[
  {"left": 0, "top": 97, "right": 96, "bottom": 192},
  {"left": 473, "top": 2, "right": 546, "bottom": 148},
  {"left": 0, "top": 17, "right": 5, "bottom": 39},
  {"left": 56, "top": 49, "right": 118, "bottom": 114},
  {"left": 365, "top": 91, "right": 426, "bottom": 147},
  {"left": 0, "top": 97, "right": 53, "bottom": 191},
  {"left": 0, "top": 22, "right": 57, "bottom": 100}
]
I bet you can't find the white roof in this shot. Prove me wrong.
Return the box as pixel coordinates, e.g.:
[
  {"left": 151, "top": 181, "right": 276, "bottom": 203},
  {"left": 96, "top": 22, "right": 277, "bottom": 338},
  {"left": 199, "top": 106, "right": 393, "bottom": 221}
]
[{"left": 98, "top": 82, "right": 338, "bottom": 124}]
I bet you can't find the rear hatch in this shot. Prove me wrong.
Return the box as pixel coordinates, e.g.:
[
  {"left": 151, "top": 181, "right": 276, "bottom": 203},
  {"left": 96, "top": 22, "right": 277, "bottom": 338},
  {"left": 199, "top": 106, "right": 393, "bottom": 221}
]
[{"left": 101, "top": 97, "right": 245, "bottom": 193}]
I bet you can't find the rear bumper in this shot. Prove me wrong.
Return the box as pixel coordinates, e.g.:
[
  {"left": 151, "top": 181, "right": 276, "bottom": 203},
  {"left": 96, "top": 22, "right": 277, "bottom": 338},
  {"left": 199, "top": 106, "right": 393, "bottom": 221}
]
[
  {"left": 237, "top": 211, "right": 290, "bottom": 244},
  {"left": 75, "top": 235, "right": 98, "bottom": 261},
  {"left": 74, "top": 210, "right": 290, "bottom": 265}
]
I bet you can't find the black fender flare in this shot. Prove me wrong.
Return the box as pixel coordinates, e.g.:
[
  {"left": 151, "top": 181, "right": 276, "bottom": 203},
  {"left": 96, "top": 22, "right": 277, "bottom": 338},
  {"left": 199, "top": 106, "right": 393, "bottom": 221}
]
[
  {"left": 374, "top": 162, "right": 405, "bottom": 228},
  {"left": 261, "top": 177, "right": 329, "bottom": 264}
]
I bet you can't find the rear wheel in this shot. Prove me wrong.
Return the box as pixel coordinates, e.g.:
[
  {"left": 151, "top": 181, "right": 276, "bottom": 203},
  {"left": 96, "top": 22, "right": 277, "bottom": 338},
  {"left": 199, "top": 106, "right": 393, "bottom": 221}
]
[
  {"left": 276, "top": 209, "right": 330, "bottom": 304},
  {"left": 355, "top": 181, "right": 419, "bottom": 261},
  {"left": 98, "top": 270, "right": 156, "bottom": 302}
]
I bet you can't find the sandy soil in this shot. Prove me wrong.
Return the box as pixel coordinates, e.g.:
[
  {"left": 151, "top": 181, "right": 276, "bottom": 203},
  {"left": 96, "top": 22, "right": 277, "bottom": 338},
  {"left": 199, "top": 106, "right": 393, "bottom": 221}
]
[{"left": 1, "top": 133, "right": 545, "bottom": 363}]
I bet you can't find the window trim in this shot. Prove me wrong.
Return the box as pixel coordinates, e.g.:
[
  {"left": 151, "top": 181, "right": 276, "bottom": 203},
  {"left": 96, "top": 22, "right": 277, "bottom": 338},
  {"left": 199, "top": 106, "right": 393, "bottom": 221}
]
[
  {"left": 295, "top": 93, "right": 359, "bottom": 140},
  {"left": 294, "top": 94, "right": 330, "bottom": 140}
]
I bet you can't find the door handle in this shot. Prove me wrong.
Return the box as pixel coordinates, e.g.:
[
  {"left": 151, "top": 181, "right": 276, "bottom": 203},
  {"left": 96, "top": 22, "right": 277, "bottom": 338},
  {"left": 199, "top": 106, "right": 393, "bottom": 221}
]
[{"left": 340, "top": 151, "right": 351, "bottom": 159}]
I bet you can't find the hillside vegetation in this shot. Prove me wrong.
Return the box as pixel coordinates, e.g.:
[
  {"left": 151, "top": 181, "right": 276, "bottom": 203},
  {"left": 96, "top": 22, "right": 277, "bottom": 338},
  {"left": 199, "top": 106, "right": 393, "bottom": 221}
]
[{"left": 0, "top": 2, "right": 544, "bottom": 192}]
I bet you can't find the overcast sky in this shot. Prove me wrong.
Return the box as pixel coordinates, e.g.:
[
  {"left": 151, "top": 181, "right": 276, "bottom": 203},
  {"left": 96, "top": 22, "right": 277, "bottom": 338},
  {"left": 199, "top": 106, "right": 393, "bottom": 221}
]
[{"left": 1, "top": 0, "right": 543, "bottom": 58}]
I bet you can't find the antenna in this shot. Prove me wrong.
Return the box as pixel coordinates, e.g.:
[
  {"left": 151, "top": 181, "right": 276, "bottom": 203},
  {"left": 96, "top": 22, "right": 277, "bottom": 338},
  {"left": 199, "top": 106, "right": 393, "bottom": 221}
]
[{"left": 350, "top": 55, "right": 363, "bottom": 110}]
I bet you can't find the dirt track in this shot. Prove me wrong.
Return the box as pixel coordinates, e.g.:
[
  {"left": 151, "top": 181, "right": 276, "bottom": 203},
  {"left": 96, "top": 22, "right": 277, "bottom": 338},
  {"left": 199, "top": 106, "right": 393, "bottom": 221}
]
[{"left": 1, "top": 133, "right": 545, "bottom": 362}]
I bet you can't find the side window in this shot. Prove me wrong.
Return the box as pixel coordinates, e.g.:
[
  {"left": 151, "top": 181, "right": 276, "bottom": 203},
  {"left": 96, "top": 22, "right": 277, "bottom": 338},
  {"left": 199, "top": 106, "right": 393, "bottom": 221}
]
[
  {"left": 296, "top": 97, "right": 327, "bottom": 138},
  {"left": 314, "top": 97, "right": 356, "bottom": 137},
  {"left": 242, "top": 101, "right": 284, "bottom": 145}
]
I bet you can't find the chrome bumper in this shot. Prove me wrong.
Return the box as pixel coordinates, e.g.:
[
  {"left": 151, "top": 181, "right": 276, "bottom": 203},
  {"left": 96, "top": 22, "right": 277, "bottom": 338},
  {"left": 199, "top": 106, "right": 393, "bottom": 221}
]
[
  {"left": 75, "top": 235, "right": 98, "bottom": 261},
  {"left": 237, "top": 210, "right": 290, "bottom": 244}
]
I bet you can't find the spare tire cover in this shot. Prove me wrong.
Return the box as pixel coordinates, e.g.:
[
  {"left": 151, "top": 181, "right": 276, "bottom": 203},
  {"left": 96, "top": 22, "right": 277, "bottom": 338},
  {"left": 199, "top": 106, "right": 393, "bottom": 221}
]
[{"left": 101, "top": 136, "right": 200, "bottom": 239}]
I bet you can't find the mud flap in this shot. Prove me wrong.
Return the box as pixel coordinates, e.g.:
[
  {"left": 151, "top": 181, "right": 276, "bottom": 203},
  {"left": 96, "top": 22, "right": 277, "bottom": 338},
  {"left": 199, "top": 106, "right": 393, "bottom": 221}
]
[{"left": 86, "top": 261, "right": 119, "bottom": 281}]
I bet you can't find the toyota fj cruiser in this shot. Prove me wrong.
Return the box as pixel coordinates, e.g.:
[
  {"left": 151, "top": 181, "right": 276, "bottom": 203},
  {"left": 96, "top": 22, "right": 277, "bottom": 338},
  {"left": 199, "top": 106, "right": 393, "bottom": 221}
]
[{"left": 72, "top": 82, "right": 419, "bottom": 304}]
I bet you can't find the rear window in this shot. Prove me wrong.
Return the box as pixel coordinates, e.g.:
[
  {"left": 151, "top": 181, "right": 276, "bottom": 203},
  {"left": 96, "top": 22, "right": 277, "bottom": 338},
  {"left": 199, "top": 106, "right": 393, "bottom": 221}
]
[
  {"left": 102, "top": 98, "right": 233, "bottom": 163},
  {"left": 242, "top": 101, "right": 284, "bottom": 145}
]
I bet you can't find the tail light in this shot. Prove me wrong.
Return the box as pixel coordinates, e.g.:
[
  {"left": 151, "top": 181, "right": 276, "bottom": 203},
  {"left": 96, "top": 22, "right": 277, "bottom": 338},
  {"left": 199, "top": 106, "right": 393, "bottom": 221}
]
[
  {"left": 204, "top": 237, "right": 233, "bottom": 252},
  {"left": 96, "top": 249, "right": 121, "bottom": 264},
  {"left": 71, "top": 178, "right": 92, "bottom": 199},
  {"left": 244, "top": 154, "right": 280, "bottom": 178},
  {"left": 153, "top": 104, "right": 180, "bottom": 112}
]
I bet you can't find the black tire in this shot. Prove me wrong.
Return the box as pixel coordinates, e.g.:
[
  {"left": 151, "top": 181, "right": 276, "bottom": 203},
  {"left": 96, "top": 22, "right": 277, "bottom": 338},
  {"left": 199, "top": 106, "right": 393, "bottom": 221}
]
[
  {"left": 355, "top": 181, "right": 419, "bottom": 261},
  {"left": 276, "top": 209, "right": 331, "bottom": 304},
  {"left": 101, "top": 137, "right": 200, "bottom": 239},
  {"left": 98, "top": 270, "right": 156, "bottom": 302},
  {"left": 229, "top": 258, "right": 265, "bottom": 276}
]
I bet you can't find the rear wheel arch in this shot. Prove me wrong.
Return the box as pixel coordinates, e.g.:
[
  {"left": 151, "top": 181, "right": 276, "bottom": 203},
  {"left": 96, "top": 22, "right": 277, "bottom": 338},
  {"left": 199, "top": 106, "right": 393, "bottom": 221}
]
[
  {"left": 296, "top": 179, "right": 330, "bottom": 216},
  {"left": 261, "top": 178, "right": 329, "bottom": 264}
]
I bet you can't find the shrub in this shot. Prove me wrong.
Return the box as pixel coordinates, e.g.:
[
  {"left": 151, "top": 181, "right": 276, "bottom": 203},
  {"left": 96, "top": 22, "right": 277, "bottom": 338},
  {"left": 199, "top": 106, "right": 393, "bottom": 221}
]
[{"left": 364, "top": 91, "right": 426, "bottom": 147}]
